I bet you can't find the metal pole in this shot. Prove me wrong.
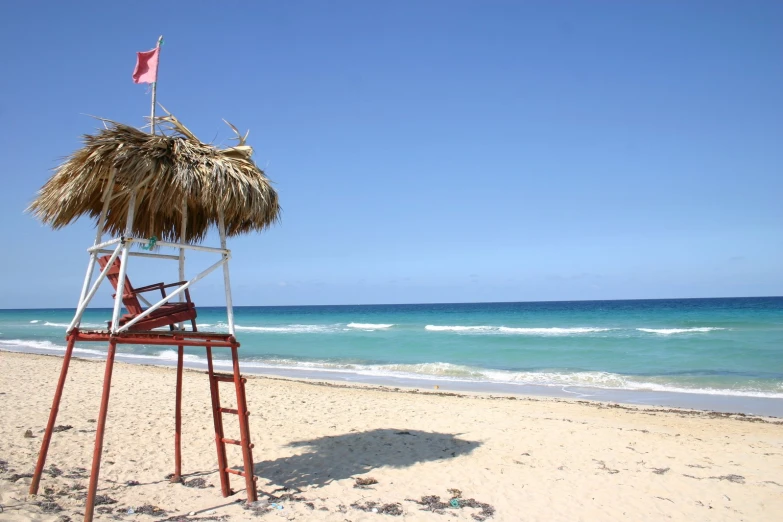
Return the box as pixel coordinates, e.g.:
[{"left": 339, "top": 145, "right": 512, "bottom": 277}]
[
  {"left": 173, "top": 199, "right": 187, "bottom": 481},
  {"left": 110, "top": 192, "right": 137, "bottom": 333},
  {"left": 218, "top": 211, "right": 235, "bottom": 336},
  {"left": 172, "top": 344, "right": 183, "bottom": 482},
  {"left": 150, "top": 35, "right": 163, "bottom": 135},
  {"left": 179, "top": 202, "right": 187, "bottom": 299}
]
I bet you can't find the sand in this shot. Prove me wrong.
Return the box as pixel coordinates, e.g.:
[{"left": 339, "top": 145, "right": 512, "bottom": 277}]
[{"left": 0, "top": 351, "right": 781, "bottom": 521}]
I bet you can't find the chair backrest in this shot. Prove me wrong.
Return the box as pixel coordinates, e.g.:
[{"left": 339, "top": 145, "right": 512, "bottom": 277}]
[{"left": 97, "top": 255, "right": 144, "bottom": 315}]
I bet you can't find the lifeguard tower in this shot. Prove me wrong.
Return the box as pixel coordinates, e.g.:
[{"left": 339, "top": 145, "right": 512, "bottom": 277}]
[{"left": 26, "top": 98, "right": 279, "bottom": 520}]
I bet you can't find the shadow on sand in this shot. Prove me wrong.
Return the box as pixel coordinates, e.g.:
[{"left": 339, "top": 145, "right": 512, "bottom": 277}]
[{"left": 251, "top": 428, "right": 480, "bottom": 489}]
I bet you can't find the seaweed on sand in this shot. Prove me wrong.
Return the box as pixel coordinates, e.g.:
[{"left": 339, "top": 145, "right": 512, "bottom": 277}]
[
  {"left": 135, "top": 504, "right": 168, "bottom": 516},
  {"left": 407, "top": 494, "right": 495, "bottom": 521},
  {"left": 354, "top": 476, "right": 379, "bottom": 488},
  {"left": 351, "top": 501, "right": 403, "bottom": 516},
  {"left": 182, "top": 478, "right": 209, "bottom": 488}
]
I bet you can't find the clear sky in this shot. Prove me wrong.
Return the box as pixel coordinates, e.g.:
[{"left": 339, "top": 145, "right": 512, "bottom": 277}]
[{"left": 0, "top": 1, "right": 781, "bottom": 308}]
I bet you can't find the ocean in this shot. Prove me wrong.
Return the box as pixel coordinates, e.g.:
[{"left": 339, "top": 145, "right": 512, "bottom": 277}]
[{"left": 1, "top": 297, "right": 782, "bottom": 416}]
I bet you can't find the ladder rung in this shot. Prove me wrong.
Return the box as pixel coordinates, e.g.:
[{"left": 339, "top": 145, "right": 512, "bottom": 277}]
[
  {"left": 220, "top": 407, "right": 239, "bottom": 415},
  {"left": 211, "top": 374, "right": 248, "bottom": 384},
  {"left": 222, "top": 437, "right": 241, "bottom": 445},
  {"left": 225, "top": 468, "right": 247, "bottom": 477}
]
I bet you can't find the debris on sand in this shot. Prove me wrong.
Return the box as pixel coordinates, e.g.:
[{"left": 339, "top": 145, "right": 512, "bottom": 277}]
[
  {"left": 354, "top": 476, "right": 379, "bottom": 488},
  {"left": 593, "top": 459, "right": 620, "bottom": 474},
  {"left": 448, "top": 488, "right": 463, "bottom": 498},
  {"left": 351, "top": 501, "right": 403, "bottom": 516},
  {"left": 52, "top": 425, "right": 73, "bottom": 433},
  {"left": 7, "top": 472, "right": 33, "bottom": 482},
  {"left": 160, "top": 515, "right": 229, "bottom": 522},
  {"left": 243, "top": 499, "right": 271, "bottom": 516},
  {"left": 46, "top": 464, "right": 63, "bottom": 477},
  {"left": 713, "top": 474, "right": 745, "bottom": 484},
  {"left": 24, "top": 429, "right": 34, "bottom": 438},
  {"left": 456, "top": 498, "right": 495, "bottom": 521},
  {"left": 684, "top": 473, "right": 746, "bottom": 484},
  {"left": 182, "top": 478, "right": 209, "bottom": 488},
  {"left": 406, "top": 495, "right": 450, "bottom": 513},
  {"left": 134, "top": 504, "right": 168, "bottom": 516},
  {"left": 35, "top": 499, "right": 63, "bottom": 513},
  {"left": 407, "top": 494, "right": 495, "bottom": 520},
  {"left": 65, "top": 467, "right": 88, "bottom": 479},
  {"left": 94, "top": 495, "right": 118, "bottom": 505}
]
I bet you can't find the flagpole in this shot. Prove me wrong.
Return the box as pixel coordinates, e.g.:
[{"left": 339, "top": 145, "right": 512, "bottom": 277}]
[{"left": 150, "top": 35, "right": 163, "bottom": 135}]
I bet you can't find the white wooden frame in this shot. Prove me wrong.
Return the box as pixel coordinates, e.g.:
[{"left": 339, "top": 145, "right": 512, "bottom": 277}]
[{"left": 68, "top": 184, "right": 237, "bottom": 337}]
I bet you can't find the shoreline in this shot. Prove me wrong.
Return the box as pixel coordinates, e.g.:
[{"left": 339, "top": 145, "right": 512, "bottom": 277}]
[{"left": 3, "top": 344, "right": 782, "bottom": 418}]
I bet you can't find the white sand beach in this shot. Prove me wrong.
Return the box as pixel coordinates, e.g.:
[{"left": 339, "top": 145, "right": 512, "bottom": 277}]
[{"left": 1, "top": 351, "right": 781, "bottom": 521}]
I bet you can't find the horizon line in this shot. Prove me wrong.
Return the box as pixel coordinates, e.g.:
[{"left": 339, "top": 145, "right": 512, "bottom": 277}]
[{"left": 1, "top": 294, "right": 780, "bottom": 311}]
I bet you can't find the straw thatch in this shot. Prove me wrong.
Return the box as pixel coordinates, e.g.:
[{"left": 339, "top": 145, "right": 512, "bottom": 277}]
[{"left": 28, "top": 111, "right": 280, "bottom": 243}]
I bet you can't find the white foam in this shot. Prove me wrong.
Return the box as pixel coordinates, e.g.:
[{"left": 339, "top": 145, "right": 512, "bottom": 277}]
[
  {"left": 498, "top": 327, "right": 613, "bottom": 335},
  {"left": 426, "top": 325, "right": 612, "bottom": 335},
  {"left": 30, "top": 320, "right": 39, "bottom": 324},
  {"left": 234, "top": 324, "right": 337, "bottom": 334},
  {"left": 0, "top": 339, "right": 106, "bottom": 358},
  {"left": 225, "top": 359, "right": 783, "bottom": 399},
  {"left": 637, "top": 327, "right": 726, "bottom": 335},
  {"left": 153, "top": 350, "right": 204, "bottom": 363},
  {"left": 43, "top": 321, "right": 103, "bottom": 329},
  {"left": 346, "top": 323, "right": 394, "bottom": 330},
  {"left": 425, "top": 325, "right": 494, "bottom": 332}
]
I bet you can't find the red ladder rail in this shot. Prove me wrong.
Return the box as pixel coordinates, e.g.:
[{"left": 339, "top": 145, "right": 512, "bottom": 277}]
[{"left": 205, "top": 344, "right": 258, "bottom": 501}]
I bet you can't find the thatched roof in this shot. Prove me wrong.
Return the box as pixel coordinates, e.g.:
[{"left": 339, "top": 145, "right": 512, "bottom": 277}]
[{"left": 28, "top": 111, "right": 280, "bottom": 243}]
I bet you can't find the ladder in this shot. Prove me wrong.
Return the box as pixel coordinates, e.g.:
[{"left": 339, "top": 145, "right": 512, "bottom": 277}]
[{"left": 205, "top": 344, "right": 258, "bottom": 501}]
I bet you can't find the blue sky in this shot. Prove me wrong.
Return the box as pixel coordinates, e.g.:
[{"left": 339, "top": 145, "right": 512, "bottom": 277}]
[{"left": 0, "top": 1, "right": 781, "bottom": 308}]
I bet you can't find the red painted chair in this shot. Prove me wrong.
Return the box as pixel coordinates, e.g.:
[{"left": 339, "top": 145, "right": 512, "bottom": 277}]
[{"left": 97, "top": 255, "right": 198, "bottom": 331}]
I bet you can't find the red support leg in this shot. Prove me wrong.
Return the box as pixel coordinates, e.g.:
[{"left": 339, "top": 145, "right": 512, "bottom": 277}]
[
  {"left": 84, "top": 339, "right": 118, "bottom": 522},
  {"left": 172, "top": 344, "right": 184, "bottom": 482},
  {"left": 231, "top": 345, "right": 258, "bottom": 501},
  {"left": 30, "top": 333, "right": 77, "bottom": 494}
]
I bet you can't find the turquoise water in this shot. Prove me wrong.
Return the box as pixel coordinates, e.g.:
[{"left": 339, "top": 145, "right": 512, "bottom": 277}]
[{"left": 1, "top": 298, "right": 781, "bottom": 401}]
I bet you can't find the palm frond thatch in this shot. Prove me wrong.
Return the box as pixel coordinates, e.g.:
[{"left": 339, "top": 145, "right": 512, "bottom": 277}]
[{"left": 27, "top": 112, "right": 280, "bottom": 243}]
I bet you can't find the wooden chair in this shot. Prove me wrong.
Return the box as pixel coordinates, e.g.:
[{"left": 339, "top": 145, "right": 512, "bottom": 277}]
[{"left": 97, "top": 255, "right": 198, "bottom": 331}]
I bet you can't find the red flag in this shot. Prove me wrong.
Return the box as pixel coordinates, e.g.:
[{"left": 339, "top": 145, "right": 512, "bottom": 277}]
[{"left": 132, "top": 48, "right": 160, "bottom": 84}]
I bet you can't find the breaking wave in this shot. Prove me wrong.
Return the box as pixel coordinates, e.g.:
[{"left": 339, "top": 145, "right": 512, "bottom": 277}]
[
  {"left": 346, "top": 323, "right": 394, "bottom": 330},
  {"left": 425, "top": 325, "right": 613, "bottom": 335},
  {"left": 637, "top": 327, "right": 726, "bottom": 335}
]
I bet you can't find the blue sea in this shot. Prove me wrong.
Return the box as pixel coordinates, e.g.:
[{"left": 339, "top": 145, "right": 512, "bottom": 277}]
[{"left": 2, "top": 297, "right": 782, "bottom": 415}]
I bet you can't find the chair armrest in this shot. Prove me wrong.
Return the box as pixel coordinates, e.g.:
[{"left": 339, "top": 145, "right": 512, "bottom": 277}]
[
  {"left": 160, "top": 281, "right": 188, "bottom": 289},
  {"left": 159, "top": 281, "right": 194, "bottom": 305},
  {"left": 132, "top": 282, "right": 165, "bottom": 293},
  {"left": 130, "top": 281, "right": 193, "bottom": 304}
]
